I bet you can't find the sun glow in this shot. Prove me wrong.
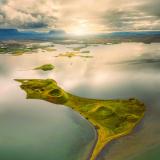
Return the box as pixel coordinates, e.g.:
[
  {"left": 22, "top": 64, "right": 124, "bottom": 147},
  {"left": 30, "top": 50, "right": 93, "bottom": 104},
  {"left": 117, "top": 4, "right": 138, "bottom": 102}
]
[{"left": 69, "top": 20, "right": 90, "bottom": 36}]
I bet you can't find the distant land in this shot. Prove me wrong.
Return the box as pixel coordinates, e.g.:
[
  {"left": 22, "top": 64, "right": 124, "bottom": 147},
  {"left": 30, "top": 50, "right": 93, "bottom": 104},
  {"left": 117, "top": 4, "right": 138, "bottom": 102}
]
[
  {"left": 0, "top": 29, "right": 66, "bottom": 40},
  {"left": 0, "top": 28, "right": 160, "bottom": 43}
]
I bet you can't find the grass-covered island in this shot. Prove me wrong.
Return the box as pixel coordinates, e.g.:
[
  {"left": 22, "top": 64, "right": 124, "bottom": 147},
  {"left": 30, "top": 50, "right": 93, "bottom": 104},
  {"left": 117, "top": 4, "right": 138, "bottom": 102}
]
[
  {"left": 55, "top": 52, "right": 93, "bottom": 58},
  {"left": 0, "top": 42, "right": 56, "bottom": 55},
  {"left": 34, "top": 64, "right": 54, "bottom": 71},
  {"left": 15, "top": 79, "right": 145, "bottom": 160}
]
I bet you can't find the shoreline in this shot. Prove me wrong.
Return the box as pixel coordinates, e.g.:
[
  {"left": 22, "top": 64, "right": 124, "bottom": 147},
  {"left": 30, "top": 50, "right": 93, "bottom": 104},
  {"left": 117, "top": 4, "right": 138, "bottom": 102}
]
[
  {"left": 85, "top": 118, "right": 98, "bottom": 160},
  {"left": 69, "top": 107, "right": 98, "bottom": 160},
  {"left": 71, "top": 106, "right": 145, "bottom": 160},
  {"left": 16, "top": 79, "right": 145, "bottom": 160},
  {"left": 97, "top": 109, "right": 146, "bottom": 159}
]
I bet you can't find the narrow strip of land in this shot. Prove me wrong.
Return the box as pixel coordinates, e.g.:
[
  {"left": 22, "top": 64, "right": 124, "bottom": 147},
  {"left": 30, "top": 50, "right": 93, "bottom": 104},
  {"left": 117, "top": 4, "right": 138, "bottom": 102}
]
[{"left": 16, "top": 79, "right": 145, "bottom": 160}]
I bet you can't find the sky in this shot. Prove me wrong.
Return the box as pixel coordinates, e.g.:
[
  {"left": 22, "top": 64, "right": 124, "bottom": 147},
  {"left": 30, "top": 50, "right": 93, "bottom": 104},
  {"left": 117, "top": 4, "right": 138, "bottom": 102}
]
[{"left": 0, "top": 0, "right": 160, "bottom": 34}]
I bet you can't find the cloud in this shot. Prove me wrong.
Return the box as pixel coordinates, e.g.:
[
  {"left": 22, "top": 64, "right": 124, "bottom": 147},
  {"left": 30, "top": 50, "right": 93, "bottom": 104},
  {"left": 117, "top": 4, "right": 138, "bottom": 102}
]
[
  {"left": 0, "top": 0, "right": 58, "bottom": 30},
  {"left": 138, "top": 0, "right": 160, "bottom": 17},
  {"left": 22, "top": 22, "right": 48, "bottom": 29},
  {"left": 102, "top": 9, "right": 160, "bottom": 31},
  {"left": 0, "top": 0, "right": 159, "bottom": 32}
]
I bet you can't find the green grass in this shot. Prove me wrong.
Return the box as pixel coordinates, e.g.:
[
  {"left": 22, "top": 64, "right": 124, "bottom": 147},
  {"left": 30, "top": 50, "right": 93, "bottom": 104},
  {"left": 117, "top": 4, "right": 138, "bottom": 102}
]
[
  {"left": 55, "top": 52, "right": 93, "bottom": 58},
  {"left": 55, "top": 52, "right": 78, "bottom": 58},
  {"left": 15, "top": 79, "right": 145, "bottom": 160},
  {"left": 81, "top": 50, "right": 90, "bottom": 53},
  {"left": 34, "top": 64, "right": 55, "bottom": 71},
  {"left": 0, "top": 43, "right": 56, "bottom": 55},
  {"left": 73, "top": 45, "right": 88, "bottom": 51},
  {"left": 0, "top": 43, "right": 34, "bottom": 55}
]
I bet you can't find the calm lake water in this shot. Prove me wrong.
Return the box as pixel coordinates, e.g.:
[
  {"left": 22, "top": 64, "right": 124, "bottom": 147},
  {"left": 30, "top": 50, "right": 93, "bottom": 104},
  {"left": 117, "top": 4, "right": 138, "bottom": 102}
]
[{"left": 0, "top": 42, "right": 160, "bottom": 160}]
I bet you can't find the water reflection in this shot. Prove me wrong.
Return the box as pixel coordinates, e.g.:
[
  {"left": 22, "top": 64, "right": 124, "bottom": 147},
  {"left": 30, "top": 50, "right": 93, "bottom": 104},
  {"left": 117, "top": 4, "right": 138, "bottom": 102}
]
[
  {"left": 0, "top": 42, "right": 160, "bottom": 160},
  {"left": 0, "top": 56, "right": 96, "bottom": 159}
]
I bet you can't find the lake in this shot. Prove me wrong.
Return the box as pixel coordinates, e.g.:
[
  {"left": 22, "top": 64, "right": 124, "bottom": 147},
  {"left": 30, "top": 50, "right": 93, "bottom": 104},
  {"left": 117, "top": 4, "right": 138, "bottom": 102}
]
[{"left": 0, "top": 42, "right": 160, "bottom": 160}]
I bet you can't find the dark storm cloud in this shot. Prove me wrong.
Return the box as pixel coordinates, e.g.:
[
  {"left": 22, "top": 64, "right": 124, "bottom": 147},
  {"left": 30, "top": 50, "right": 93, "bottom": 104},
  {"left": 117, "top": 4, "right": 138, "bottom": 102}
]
[{"left": 22, "top": 22, "right": 48, "bottom": 29}]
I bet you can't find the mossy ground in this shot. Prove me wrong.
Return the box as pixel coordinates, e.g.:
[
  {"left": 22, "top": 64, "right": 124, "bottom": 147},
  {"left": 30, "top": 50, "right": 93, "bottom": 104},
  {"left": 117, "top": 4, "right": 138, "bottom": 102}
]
[
  {"left": 81, "top": 50, "right": 90, "bottom": 53},
  {"left": 34, "top": 64, "right": 55, "bottom": 71},
  {"left": 15, "top": 79, "right": 145, "bottom": 160},
  {"left": 55, "top": 52, "right": 79, "bottom": 58},
  {"left": 0, "top": 43, "right": 56, "bottom": 55},
  {"left": 55, "top": 52, "right": 93, "bottom": 58}
]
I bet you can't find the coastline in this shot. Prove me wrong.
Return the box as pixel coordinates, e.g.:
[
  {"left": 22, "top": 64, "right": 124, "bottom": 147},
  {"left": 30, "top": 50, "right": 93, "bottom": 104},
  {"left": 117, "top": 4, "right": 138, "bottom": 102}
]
[
  {"left": 70, "top": 107, "right": 145, "bottom": 160},
  {"left": 85, "top": 117, "right": 98, "bottom": 160},
  {"left": 97, "top": 110, "right": 146, "bottom": 159},
  {"left": 16, "top": 79, "right": 145, "bottom": 160},
  {"left": 95, "top": 113, "right": 145, "bottom": 160},
  {"left": 69, "top": 107, "right": 98, "bottom": 160}
]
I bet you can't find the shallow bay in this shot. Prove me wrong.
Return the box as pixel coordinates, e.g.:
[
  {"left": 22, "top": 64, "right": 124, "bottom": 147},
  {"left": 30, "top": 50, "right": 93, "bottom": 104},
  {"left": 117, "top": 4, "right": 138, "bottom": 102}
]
[{"left": 0, "top": 42, "right": 160, "bottom": 160}]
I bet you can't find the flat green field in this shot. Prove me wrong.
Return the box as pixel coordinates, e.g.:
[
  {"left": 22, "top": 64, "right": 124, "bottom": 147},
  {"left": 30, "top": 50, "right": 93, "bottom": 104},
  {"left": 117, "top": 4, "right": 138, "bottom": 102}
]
[{"left": 16, "top": 79, "right": 145, "bottom": 160}]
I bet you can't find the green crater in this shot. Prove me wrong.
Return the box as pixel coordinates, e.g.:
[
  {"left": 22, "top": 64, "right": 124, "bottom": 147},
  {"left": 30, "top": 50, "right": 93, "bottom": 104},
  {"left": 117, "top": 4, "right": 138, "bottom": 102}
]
[{"left": 15, "top": 79, "right": 145, "bottom": 160}]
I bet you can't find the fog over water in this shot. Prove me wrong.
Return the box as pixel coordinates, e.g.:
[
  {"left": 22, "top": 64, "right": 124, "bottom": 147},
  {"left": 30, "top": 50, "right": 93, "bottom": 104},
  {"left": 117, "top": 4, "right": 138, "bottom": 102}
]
[{"left": 0, "top": 42, "right": 160, "bottom": 160}]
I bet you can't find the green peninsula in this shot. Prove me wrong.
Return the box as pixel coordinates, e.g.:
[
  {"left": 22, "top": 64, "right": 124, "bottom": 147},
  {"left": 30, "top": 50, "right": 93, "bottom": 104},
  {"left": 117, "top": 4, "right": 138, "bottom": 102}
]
[
  {"left": 15, "top": 79, "right": 145, "bottom": 160},
  {"left": 34, "top": 64, "right": 54, "bottom": 71}
]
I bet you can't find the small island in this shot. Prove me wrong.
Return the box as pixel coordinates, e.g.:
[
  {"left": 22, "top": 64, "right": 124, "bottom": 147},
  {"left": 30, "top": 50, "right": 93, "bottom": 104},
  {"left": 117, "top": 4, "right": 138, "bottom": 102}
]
[
  {"left": 34, "top": 64, "right": 55, "bottom": 71},
  {"left": 0, "top": 42, "right": 56, "bottom": 55},
  {"left": 81, "top": 50, "right": 90, "bottom": 53},
  {"left": 55, "top": 52, "right": 78, "bottom": 58},
  {"left": 55, "top": 52, "right": 93, "bottom": 58},
  {"left": 15, "top": 79, "right": 145, "bottom": 160}
]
